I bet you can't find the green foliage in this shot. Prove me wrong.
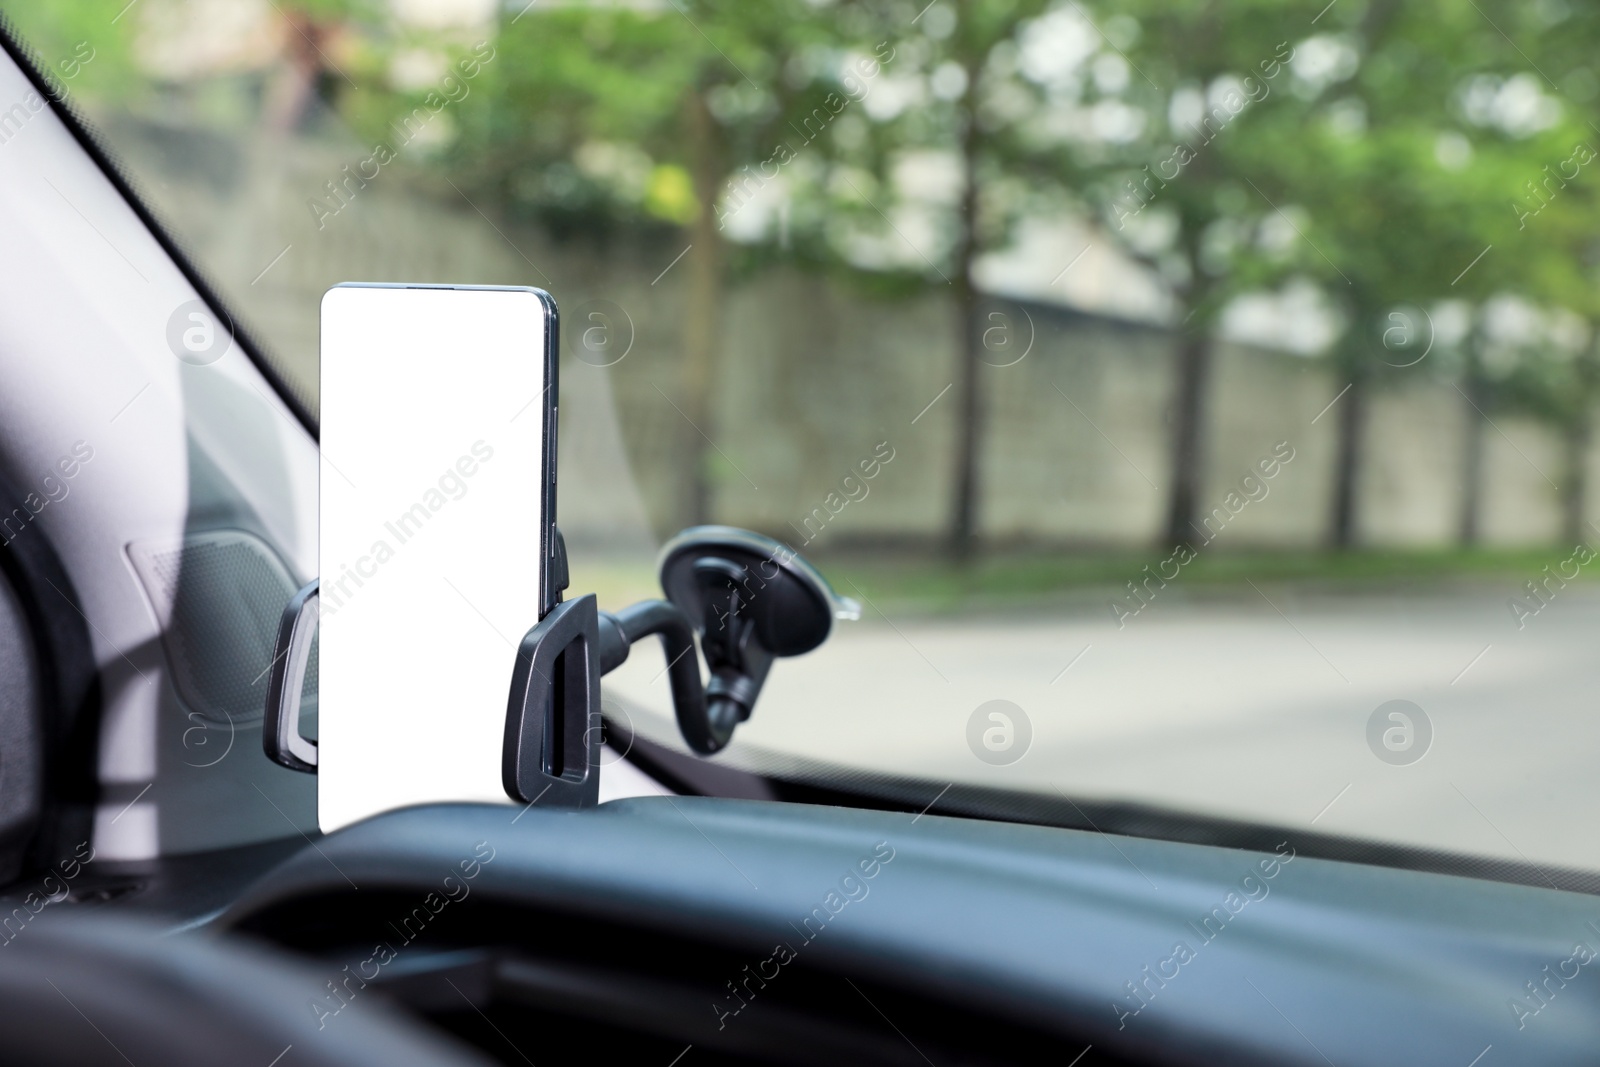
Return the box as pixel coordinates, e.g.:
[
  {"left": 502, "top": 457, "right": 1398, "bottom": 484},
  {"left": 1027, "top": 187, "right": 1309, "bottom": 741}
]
[
  {"left": 16, "top": 0, "right": 1600, "bottom": 528},
  {"left": 444, "top": 1, "right": 861, "bottom": 248},
  {"left": 1, "top": 0, "right": 141, "bottom": 100}
]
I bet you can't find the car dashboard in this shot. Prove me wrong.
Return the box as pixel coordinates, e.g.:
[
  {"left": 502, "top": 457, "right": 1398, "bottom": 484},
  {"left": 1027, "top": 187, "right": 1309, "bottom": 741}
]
[{"left": 128, "top": 794, "right": 1600, "bottom": 1066}]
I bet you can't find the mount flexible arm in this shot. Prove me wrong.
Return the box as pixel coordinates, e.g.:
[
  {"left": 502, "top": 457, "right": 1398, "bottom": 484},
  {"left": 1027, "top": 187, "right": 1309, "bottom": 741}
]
[{"left": 597, "top": 601, "right": 741, "bottom": 755}]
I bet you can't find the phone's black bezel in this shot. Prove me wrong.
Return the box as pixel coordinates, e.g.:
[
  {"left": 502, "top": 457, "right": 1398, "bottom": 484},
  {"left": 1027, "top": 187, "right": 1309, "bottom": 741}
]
[{"left": 321, "top": 282, "right": 560, "bottom": 620}]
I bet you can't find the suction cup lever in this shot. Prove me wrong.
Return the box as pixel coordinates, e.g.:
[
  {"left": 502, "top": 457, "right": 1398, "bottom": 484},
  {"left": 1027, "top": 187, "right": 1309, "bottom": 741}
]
[{"left": 693, "top": 556, "right": 772, "bottom": 738}]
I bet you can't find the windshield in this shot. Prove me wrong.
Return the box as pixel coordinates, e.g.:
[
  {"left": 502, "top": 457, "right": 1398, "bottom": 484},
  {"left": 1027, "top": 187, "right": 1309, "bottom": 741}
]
[{"left": 9, "top": 0, "right": 1599, "bottom": 878}]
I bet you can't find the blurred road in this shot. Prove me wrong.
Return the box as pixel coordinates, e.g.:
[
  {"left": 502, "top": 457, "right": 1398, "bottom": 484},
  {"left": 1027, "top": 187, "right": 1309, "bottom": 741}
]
[{"left": 604, "top": 584, "right": 1600, "bottom": 874}]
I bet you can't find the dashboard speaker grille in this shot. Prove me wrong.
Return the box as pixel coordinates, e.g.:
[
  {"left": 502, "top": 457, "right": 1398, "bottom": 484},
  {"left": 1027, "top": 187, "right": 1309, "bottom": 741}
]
[{"left": 128, "top": 531, "right": 313, "bottom": 725}]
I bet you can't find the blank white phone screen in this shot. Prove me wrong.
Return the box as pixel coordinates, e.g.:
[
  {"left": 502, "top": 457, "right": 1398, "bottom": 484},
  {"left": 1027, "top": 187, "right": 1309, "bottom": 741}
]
[{"left": 318, "top": 285, "right": 549, "bottom": 832}]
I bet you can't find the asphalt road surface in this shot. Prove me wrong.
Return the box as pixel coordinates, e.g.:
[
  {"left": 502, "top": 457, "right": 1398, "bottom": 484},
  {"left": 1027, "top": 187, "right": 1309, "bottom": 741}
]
[{"left": 604, "top": 583, "right": 1600, "bottom": 876}]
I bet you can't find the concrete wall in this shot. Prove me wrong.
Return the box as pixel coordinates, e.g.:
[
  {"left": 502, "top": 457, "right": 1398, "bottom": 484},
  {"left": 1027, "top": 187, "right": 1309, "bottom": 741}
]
[{"left": 113, "top": 118, "right": 1590, "bottom": 551}]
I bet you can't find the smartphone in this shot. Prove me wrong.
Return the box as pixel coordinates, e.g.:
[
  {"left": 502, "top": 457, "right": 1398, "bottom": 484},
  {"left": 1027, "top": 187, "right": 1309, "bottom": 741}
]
[{"left": 317, "top": 284, "right": 558, "bottom": 832}]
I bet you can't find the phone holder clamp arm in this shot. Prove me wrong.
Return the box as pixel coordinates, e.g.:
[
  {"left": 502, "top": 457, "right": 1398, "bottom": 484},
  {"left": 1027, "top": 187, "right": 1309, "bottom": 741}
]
[
  {"left": 264, "top": 579, "right": 319, "bottom": 774},
  {"left": 501, "top": 593, "right": 601, "bottom": 808}
]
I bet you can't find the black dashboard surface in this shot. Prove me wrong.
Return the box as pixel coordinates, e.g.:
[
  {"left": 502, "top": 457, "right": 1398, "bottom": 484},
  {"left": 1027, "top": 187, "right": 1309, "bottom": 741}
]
[{"left": 210, "top": 796, "right": 1600, "bottom": 1065}]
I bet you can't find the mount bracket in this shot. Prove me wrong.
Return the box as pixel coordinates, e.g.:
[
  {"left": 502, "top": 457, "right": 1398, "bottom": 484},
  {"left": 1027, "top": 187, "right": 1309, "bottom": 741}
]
[{"left": 501, "top": 593, "right": 601, "bottom": 808}]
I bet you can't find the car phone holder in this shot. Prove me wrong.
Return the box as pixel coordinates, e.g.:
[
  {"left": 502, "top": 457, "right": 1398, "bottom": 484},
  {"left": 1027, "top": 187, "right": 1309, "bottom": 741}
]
[
  {"left": 263, "top": 525, "right": 857, "bottom": 806},
  {"left": 598, "top": 526, "right": 859, "bottom": 755},
  {"left": 263, "top": 578, "right": 320, "bottom": 774}
]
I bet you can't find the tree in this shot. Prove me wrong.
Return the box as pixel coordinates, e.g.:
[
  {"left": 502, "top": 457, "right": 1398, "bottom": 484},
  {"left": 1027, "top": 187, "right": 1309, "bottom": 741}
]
[
  {"left": 260, "top": 0, "right": 381, "bottom": 133},
  {"left": 446, "top": 2, "right": 859, "bottom": 531},
  {"left": 1229, "top": 0, "right": 1542, "bottom": 547},
  {"left": 1492, "top": 315, "right": 1598, "bottom": 544},
  {"left": 1, "top": 0, "right": 140, "bottom": 102},
  {"left": 938, "top": 0, "right": 1037, "bottom": 562},
  {"left": 1486, "top": 139, "right": 1600, "bottom": 545},
  {"left": 1063, "top": 0, "right": 1312, "bottom": 549},
  {"left": 810, "top": 0, "right": 1069, "bottom": 560},
  {"left": 1454, "top": 159, "right": 1600, "bottom": 547}
]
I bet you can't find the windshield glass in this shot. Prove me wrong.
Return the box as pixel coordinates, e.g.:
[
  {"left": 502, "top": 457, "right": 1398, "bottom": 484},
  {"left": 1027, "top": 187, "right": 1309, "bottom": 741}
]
[{"left": 10, "top": 0, "right": 1599, "bottom": 877}]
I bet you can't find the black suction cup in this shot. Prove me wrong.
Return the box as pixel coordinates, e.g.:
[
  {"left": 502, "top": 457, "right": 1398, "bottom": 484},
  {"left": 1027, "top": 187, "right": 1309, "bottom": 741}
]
[
  {"left": 658, "top": 526, "right": 858, "bottom": 657},
  {"left": 655, "top": 526, "right": 857, "bottom": 753},
  {"left": 591, "top": 527, "right": 857, "bottom": 755}
]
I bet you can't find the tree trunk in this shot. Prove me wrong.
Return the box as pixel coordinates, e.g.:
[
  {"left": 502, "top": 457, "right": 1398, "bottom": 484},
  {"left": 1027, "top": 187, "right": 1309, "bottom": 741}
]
[
  {"left": 1164, "top": 324, "right": 1214, "bottom": 547},
  {"left": 680, "top": 85, "right": 724, "bottom": 529},
  {"left": 1457, "top": 331, "right": 1487, "bottom": 547},
  {"left": 1563, "top": 414, "right": 1590, "bottom": 546},
  {"left": 1568, "top": 334, "right": 1600, "bottom": 547},
  {"left": 946, "top": 38, "right": 983, "bottom": 563},
  {"left": 264, "top": 12, "right": 330, "bottom": 133},
  {"left": 947, "top": 244, "right": 982, "bottom": 562},
  {"left": 1330, "top": 346, "right": 1370, "bottom": 549}
]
